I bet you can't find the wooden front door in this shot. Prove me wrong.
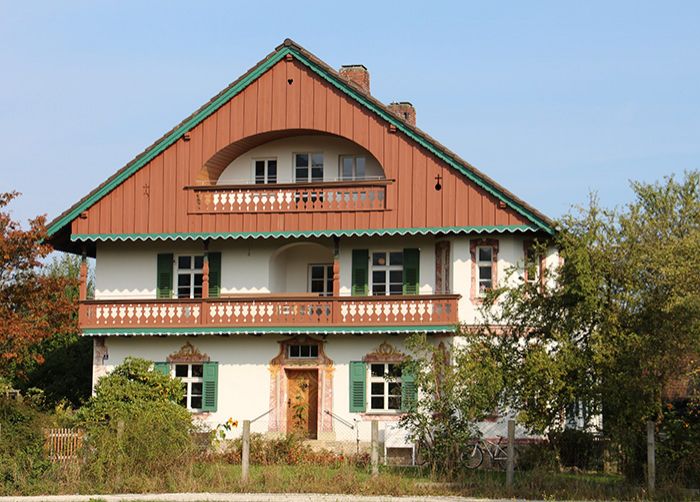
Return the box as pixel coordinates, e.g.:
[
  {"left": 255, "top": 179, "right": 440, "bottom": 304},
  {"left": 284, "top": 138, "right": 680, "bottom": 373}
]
[{"left": 286, "top": 369, "right": 318, "bottom": 439}]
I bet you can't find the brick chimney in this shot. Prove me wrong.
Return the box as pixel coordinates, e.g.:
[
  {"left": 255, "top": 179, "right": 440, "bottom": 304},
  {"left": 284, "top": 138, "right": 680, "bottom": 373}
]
[
  {"left": 388, "top": 102, "right": 416, "bottom": 126},
  {"left": 339, "top": 65, "right": 370, "bottom": 94}
]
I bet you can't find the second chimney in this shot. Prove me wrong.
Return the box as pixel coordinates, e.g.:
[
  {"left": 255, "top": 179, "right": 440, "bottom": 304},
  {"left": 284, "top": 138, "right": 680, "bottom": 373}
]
[
  {"left": 339, "top": 65, "right": 370, "bottom": 94},
  {"left": 388, "top": 102, "right": 416, "bottom": 126}
]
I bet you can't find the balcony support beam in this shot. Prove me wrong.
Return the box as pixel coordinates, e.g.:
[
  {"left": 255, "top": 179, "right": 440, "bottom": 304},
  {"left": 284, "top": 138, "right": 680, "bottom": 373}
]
[
  {"left": 332, "top": 237, "right": 340, "bottom": 297},
  {"left": 202, "top": 240, "right": 210, "bottom": 299},
  {"left": 79, "top": 248, "right": 88, "bottom": 302}
]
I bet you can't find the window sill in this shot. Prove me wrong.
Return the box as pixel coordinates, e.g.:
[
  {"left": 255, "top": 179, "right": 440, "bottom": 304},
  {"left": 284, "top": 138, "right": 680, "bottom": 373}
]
[{"left": 360, "top": 412, "right": 403, "bottom": 421}]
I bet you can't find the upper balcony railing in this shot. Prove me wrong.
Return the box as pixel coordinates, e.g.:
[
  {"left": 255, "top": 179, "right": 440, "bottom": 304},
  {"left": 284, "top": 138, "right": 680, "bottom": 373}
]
[
  {"left": 79, "top": 294, "right": 459, "bottom": 330},
  {"left": 186, "top": 179, "right": 392, "bottom": 214}
]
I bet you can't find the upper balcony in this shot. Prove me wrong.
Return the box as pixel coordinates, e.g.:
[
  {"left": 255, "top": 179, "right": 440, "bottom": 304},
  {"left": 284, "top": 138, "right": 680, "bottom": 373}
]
[
  {"left": 188, "top": 131, "right": 392, "bottom": 215},
  {"left": 187, "top": 179, "right": 391, "bottom": 214}
]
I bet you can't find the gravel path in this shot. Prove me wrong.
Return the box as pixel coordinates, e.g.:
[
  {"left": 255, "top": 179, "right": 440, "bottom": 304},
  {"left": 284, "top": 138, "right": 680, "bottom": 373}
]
[{"left": 0, "top": 493, "right": 526, "bottom": 502}]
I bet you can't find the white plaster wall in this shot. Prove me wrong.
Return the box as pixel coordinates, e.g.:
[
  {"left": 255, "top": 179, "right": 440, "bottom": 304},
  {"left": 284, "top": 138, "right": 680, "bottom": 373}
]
[
  {"left": 95, "top": 240, "right": 334, "bottom": 298},
  {"left": 95, "top": 235, "right": 559, "bottom": 325},
  {"left": 217, "top": 135, "right": 384, "bottom": 184},
  {"left": 99, "top": 335, "right": 275, "bottom": 432},
  {"left": 337, "top": 236, "right": 436, "bottom": 296},
  {"left": 95, "top": 334, "right": 416, "bottom": 441},
  {"left": 280, "top": 244, "right": 333, "bottom": 293}
]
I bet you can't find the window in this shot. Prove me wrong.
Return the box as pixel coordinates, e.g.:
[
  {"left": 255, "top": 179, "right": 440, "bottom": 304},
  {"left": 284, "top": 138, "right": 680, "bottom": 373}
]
[
  {"left": 176, "top": 255, "right": 204, "bottom": 299},
  {"left": 339, "top": 155, "right": 366, "bottom": 180},
  {"left": 477, "top": 246, "right": 493, "bottom": 294},
  {"left": 254, "top": 158, "right": 277, "bottom": 184},
  {"left": 287, "top": 344, "right": 319, "bottom": 358},
  {"left": 524, "top": 244, "right": 538, "bottom": 284},
  {"left": 175, "top": 363, "right": 204, "bottom": 410},
  {"left": 371, "top": 251, "right": 403, "bottom": 296},
  {"left": 308, "top": 264, "right": 333, "bottom": 296},
  {"left": 294, "top": 153, "right": 324, "bottom": 182},
  {"left": 435, "top": 241, "right": 451, "bottom": 294},
  {"left": 369, "top": 363, "right": 402, "bottom": 411}
]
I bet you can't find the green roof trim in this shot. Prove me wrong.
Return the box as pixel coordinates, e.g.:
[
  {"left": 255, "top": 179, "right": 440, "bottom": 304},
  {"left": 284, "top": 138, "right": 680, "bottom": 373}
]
[
  {"left": 70, "top": 225, "right": 539, "bottom": 242},
  {"left": 82, "top": 325, "right": 457, "bottom": 336},
  {"left": 48, "top": 40, "right": 554, "bottom": 239}
]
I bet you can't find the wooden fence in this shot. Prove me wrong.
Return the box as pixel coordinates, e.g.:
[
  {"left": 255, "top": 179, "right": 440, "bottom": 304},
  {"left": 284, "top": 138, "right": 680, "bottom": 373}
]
[{"left": 44, "top": 428, "right": 83, "bottom": 462}]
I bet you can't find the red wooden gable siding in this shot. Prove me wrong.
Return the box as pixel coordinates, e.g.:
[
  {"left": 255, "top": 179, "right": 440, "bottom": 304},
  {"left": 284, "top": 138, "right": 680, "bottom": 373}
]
[{"left": 71, "top": 58, "right": 527, "bottom": 236}]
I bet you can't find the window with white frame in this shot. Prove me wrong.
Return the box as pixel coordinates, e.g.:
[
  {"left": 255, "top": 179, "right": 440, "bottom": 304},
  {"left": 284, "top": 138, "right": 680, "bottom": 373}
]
[
  {"left": 308, "top": 264, "right": 333, "bottom": 296},
  {"left": 369, "top": 363, "right": 402, "bottom": 411},
  {"left": 371, "top": 251, "right": 403, "bottom": 296},
  {"left": 175, "top": 363, "right": 204, "bottom": 410},
  {"left": 294, "top": 153, "right": 324, "bottom": 182},
  {"left": 287, "top": 344, "right": 319, "bottom": 358},
  {"left": 339, "top": 155, "right": 366, "bottom": 180},
  {"left": 253, "top": 158, "right": 277, "bottom": 184},
  {"left": 176, "top": 255, "right": 204, "bottom": 299},
  {"left": 477, "top": 246, "right": 494, "bottom": 294}
]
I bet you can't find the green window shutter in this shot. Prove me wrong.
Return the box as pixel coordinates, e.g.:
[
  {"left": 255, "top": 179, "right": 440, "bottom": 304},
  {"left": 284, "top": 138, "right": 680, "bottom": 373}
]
[
  {"left": 403, "top": 248, "right": 420, "bottom": 295},
  {"left": 202, "top": 362, "right": 218, "bottom": 412},
  {"left": 153, "top": 362, "right": 170, "bottom": 376},
  {"left": 207, "top": 252, "right": 222, "bottom": 298},
  {"left": 349, "top": 361, "right": 367, "bottom": 412},
  {"left": 156, "top": 253, "right": 173, "bottom": 299},
  {"left": 351, "top": 249, "right": 369, "bottom": 296},
  {"left": 401, "top": 369, "right": 417, "bottom": 411}
]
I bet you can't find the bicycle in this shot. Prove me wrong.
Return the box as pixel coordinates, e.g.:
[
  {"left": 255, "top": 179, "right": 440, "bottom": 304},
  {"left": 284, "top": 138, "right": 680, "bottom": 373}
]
[{"left": 461, "top": 436, "right": 512, "bottom": 469}]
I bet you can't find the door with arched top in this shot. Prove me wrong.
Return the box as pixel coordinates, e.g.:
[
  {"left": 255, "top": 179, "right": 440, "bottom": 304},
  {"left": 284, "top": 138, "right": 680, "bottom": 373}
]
[{"left": 285, "top": 369, "right": 319, "bottom": 439}]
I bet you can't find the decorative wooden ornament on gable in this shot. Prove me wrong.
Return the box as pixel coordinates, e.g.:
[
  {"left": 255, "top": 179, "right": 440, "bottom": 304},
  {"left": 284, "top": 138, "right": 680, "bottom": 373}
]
[
  {"left": 363, "top": 341, "right": 406, "bottom": 363},
  {"left": 167, "top": 341, "right": 210, "bottom": 363},
  {"left": 270, "top": 334, "right": 333, "bottom": 367}
]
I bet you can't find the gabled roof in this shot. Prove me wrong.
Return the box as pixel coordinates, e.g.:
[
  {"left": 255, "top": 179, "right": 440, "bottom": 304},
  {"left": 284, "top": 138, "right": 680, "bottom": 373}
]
[{"left": 46, "top": 39, "right": 554, "bottom": 240}]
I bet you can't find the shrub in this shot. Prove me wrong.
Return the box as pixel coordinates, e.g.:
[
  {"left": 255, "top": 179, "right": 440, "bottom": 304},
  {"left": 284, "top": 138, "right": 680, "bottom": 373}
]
[
  {"left": 554, "top": 429, "right": 604, "bottom": 471},
  {"left": 657, "top": 399, "right": 700, "bottom": 487},
  {"left": 0, "top": 397, "right": 50, "bottom": 493},
  {"left": 77, "top": 357, "right": 183, "bottom": 425},
  {"left": 81, "top": 400, "right": 197, "bottom": 490},
  {"left": 76, "top": 357, "right": 198, "bottom": 491},
  {"left": 218, "top": 433, "right": 369, "bottom": 467},
  {"left": 515, "top": 441, "right": 559, "bottom": 471}
]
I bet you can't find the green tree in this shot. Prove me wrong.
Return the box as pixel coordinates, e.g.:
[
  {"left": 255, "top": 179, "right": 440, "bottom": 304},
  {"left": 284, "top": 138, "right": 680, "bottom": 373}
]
[
  {"left": 19, "top": 254, "right": 93, "bottom": 407},
  {"left": 399, "top": 333, "right": 503, "bottom": 475},
  {"left": 479, "top": 171, "right": 700, "bottom": 479},
  {"left": 0, "top": 192, "right": 77, "bottom": 382}
]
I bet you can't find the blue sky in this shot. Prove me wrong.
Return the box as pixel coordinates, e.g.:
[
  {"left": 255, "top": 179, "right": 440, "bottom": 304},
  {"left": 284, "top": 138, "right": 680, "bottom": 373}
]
[{"left": 1, "top": 1, "right": 698, "bottom": 225}]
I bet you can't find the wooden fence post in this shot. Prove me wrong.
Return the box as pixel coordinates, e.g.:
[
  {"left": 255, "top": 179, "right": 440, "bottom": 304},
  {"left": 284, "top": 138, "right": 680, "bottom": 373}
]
[
  {"left": 241, "top": 419, "right": 251, "bottom": 484},
  {"left": 647, "top": 421, "right": 655, "bottom": 494},
  {"left": 371, "top": 420, "right": 379, "bottom": 477},
  {"left": 506, "top": 419, "right": 515, "bottom": 490}
]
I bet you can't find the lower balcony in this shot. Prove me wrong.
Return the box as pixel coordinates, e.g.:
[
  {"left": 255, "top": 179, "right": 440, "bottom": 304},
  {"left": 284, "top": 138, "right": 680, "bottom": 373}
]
[{"left": 79, "top": 294, "right": 459, "bottom": 330}]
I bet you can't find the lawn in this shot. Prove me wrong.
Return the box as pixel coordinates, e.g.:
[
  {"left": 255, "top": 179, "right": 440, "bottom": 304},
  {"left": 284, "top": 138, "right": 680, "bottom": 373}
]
[
  {"left": 6, "top": 461, "right": 696, "bottom": 500},
  {"left": 65, "top": 463, "right": 686, "bottom": 501}
]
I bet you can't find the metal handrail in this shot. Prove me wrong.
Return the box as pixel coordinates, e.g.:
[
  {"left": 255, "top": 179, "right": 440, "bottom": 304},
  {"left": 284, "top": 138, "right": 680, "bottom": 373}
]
[
  {"left": 323, "top": 409, "right": 356, "bottom": 430},
  {"left": 251, "top": 408, "right": 274, "bottom": 423},
  {"left": 324, "top": 409, "right": 361, "bottom": 455}
]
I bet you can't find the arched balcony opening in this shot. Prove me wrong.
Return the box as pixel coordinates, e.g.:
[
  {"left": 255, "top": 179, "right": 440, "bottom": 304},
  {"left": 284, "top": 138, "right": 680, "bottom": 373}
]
[
  {"left": 269, "top": 242, "right": 334, "bottom": 295},
  {"left": 188, "top": 130, "right": 391, "bottom": 214}
]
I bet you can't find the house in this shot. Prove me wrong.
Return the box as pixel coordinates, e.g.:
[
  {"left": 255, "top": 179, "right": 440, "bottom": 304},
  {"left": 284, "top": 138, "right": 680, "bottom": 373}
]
[{"left": 46, "top": 39, "right": 557, "bottom": 443}]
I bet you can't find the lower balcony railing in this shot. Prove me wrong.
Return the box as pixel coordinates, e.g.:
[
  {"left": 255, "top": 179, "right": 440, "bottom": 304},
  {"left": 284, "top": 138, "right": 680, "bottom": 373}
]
[{"left": 79, "top": 294, "right": 459, "bottom": 329}]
